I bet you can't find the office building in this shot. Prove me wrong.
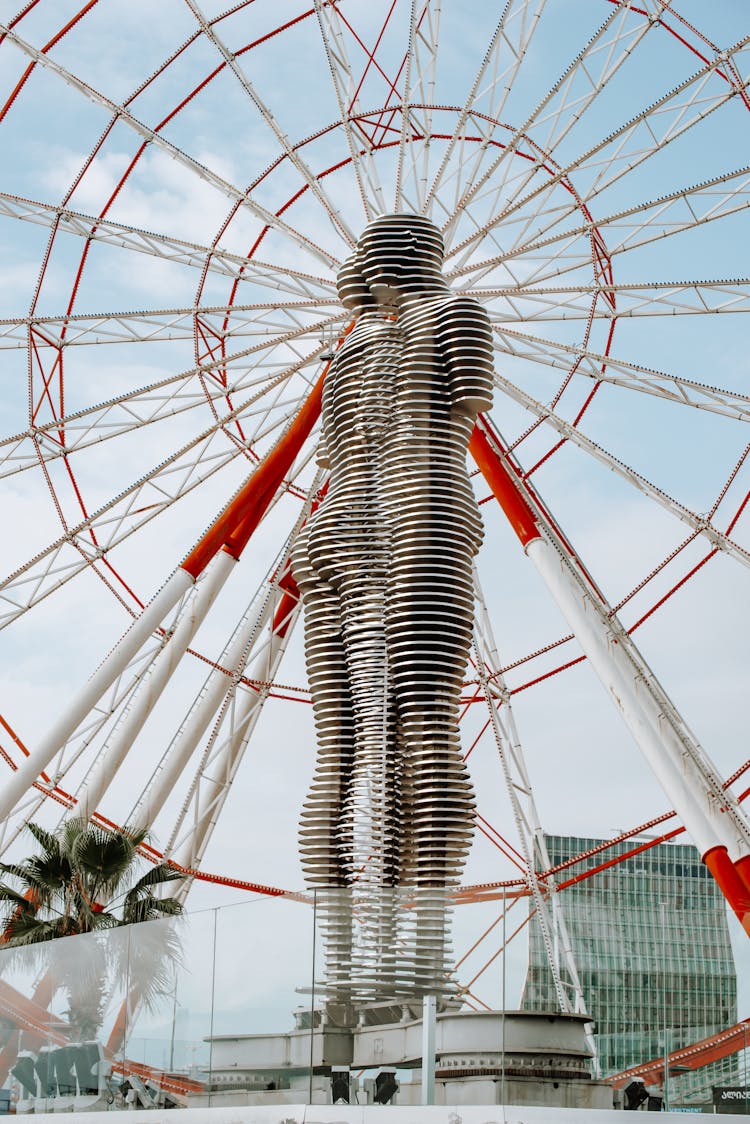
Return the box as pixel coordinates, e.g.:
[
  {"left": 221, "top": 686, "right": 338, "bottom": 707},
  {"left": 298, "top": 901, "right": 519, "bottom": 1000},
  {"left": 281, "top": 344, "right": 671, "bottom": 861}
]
[{"left": 521, "top": 835, "right": 739, "bottom": 1102}]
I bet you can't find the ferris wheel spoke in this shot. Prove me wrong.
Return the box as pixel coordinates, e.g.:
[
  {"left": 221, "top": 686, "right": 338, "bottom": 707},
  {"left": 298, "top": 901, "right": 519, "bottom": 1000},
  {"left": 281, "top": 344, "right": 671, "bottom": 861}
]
[
  {"left": 395, "top": 0, "right": 440, "bottom": 211},
  {"left": 184, "top": 0, "right": 357, "bottom": 250},
  {"left": 0, "top": 299, "right": 340, "bottom": 350},
  {"left": 440, "top": 1, "right": 656, "bottom": 245},
  {"left": 394, "top": 0, "right": 418, "bottom": 212},
  {"left": 524, "top": 3, "right": 658, "bottom": 160},
  {"left": 0, "top": 318, "right": 340, "bottom": 478},
  {"left": 424, "top": 0, "right": 548, "bottom": 218},
  {"left": 497, "top": 165, "right": 750, "bottom": 282},
  {"left": 0, "top": 191, "right": 337, "bottom": 300},
  {"left": 595, "top": 171, "right": 750, "bottom": 263},
  {"left": 0, "top": 367, "right": 322, "bottom": 627},
  {"left": 491, "top": 325, "right": 750, "bottom": 422},
  {"left": 577, "top": 51, "right": 750, "bottom": 209},
  {"left": 449, "top": 164, "right": 750, "bottom": 290},
  {"left": 479, "top": 278, "right": 750, "bottom": 322},
  {"left": 446, "top": 32, "right": 750, "bottom": 267},
  {"left": 312, "top": 0, "right": 389, "bottom": 221},
  {"left": 490, "top": 374, "right": 750, "bottom": 569},
  {"left": 0, "top": 22, "right": 341, "bottom": 272}
]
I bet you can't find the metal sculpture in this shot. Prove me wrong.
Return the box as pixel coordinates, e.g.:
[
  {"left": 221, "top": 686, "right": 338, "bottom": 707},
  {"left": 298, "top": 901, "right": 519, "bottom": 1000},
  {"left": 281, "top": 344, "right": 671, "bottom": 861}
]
[{"left": 292, "top": 214, "right": 494, "bottom": 1002}]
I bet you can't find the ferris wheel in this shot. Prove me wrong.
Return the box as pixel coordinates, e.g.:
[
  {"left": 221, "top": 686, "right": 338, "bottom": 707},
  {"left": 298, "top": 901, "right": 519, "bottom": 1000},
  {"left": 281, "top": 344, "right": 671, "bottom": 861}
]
[{"left": 0, "top": 0, "right": 749, "bottom": 1014}]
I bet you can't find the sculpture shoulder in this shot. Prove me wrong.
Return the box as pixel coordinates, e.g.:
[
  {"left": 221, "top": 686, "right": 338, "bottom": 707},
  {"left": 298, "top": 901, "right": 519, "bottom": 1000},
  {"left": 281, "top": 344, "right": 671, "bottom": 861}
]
[
  {"left": 434, "top": 289, "right": 492, "bottom": 337},
  {"left": 434, "top": 293, "right": 494, "bottom": 417},
  {"left": 435, "top": 293, "right": 492, "bottom": 334}
]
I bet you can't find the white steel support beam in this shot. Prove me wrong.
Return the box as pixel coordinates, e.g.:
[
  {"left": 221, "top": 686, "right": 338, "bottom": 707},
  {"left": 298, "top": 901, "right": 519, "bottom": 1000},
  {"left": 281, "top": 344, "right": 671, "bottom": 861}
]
[
  {"left": 164, "top": 470, "right": 323, "bottom": 883},
  {"left": 169, "top": 596, "right": 301, "bottom": 888},
  {"left": 131, "top": 576, "right": 278, "bottom": 829},
  {"left": 76, "top": 551, "right": 236, "bottom": 822},
  {"left": 525, "top": 534, "right": 747, "bottom": 862},
  {"left": 473, "top": 569, "right": 591, "bottom": 1028},
  {"left": 0, "top": 568, "right": 193, "bottom": 833},
  {"left": 471, "top": 419, "right": 750, "bottom": 929}
]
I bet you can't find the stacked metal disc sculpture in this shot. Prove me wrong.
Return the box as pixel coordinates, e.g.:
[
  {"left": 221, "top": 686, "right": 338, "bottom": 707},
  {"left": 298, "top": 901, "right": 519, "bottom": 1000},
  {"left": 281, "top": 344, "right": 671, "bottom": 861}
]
[{"left": 291, "top": 213, "right": 494, "bottom": 1003}]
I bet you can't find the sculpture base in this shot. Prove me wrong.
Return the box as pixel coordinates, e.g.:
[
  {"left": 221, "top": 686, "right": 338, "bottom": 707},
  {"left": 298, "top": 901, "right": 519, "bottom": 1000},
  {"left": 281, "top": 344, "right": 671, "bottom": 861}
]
[{"left": 205, "top": 1007, "right": 614, "bottom": 1110}]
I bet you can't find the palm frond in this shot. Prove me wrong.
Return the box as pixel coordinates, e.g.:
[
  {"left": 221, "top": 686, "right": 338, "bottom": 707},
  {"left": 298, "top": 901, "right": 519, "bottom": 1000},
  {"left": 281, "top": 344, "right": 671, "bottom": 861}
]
[
  {"left": 1, "top": 819, "right": 184, "bottom": 1035},
  {"left": 71, "top": 825, "right": 137, "bottom": 901},
  {"left": 149, "top": 898, "right": 182, "bottom": 918},
  {"left": 127, "top": 863, "right": 184, "bottom": 894},
  {"left": 3, "top": 914, "right": 67, "bottom": 945},
  {"left": 0, "top": 882, "right": 34, "bottom": 908},
  {"left": 26, "top": 822, "right": 62, "bottom": 859},
  {"left": 120, "top": 824, "right": 150, "bottom": 851}
]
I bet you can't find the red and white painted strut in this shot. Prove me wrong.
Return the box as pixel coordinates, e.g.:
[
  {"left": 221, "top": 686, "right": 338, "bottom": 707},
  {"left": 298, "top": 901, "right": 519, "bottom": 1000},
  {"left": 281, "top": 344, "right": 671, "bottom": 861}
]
[
  {"left": 470, "top": 414, "right": 750, "bottom": 931},
  {"left": 163, "top": 491, "right": 324, "bottom": 879},
  {"left": 132, "top": 497, "right": 315, "bottom": 872}
]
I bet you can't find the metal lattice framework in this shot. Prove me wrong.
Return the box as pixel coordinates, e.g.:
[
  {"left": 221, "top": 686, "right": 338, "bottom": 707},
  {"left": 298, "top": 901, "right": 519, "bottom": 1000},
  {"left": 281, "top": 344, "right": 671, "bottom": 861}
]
[{"left": 0, "top": 0, "right": 749, "bottom": 1022}]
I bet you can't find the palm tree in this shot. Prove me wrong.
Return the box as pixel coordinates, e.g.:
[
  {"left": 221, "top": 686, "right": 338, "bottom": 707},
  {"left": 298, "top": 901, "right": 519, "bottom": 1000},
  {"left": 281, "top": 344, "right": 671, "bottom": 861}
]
[{"left": 0, "top": 819, "right": 184, "bottom": 1039}]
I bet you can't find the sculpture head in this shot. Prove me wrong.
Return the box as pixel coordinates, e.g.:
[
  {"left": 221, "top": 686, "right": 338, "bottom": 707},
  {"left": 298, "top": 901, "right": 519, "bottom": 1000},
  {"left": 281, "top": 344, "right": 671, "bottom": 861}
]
[
  {"left": 358, "top": 213, "right": 446, "bottom": 306},
  {"left": 336, "top": 252, "right": 376, "bottom": 312}
]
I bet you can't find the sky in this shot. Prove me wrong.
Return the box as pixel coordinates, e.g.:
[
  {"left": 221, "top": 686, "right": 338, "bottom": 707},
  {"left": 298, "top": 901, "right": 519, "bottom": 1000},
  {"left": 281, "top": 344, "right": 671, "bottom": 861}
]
[{"left": 0, "top": 0, "right": 749, "bottom": 1042}]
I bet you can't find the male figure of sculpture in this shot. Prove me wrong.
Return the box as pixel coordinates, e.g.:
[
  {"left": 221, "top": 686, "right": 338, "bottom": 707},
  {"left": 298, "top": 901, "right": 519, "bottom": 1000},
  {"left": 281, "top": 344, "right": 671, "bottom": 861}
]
[{"left": 292, "top": 213, "right": 494, "bottom": 1004}]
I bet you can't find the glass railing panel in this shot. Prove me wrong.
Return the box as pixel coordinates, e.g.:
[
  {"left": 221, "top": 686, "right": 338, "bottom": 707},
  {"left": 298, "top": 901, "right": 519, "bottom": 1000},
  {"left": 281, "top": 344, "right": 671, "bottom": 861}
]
[
  {"left": 206, "top": 891, "right": 315, "bottom": 1108},
  {"left": 0, "top": 906, "right": 217, "bottom": 1112},
  {"left": 0, "top": 924, "right": 134, "bottom": 1112},
  {"left": 114, "top": 908, "right": 215, "bottom": 1110}
]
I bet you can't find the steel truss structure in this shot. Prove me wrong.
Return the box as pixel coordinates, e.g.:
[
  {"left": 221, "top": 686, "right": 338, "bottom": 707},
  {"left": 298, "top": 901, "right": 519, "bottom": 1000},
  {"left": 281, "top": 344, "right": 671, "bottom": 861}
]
[{"left": 0, "top": 0, "right": 749, "bottom": 1039}]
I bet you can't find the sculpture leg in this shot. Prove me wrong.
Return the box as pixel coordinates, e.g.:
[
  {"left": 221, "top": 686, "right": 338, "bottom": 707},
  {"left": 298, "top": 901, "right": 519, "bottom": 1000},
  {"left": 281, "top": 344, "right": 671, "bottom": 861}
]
[
  {"left": 386, "top": 538, "right": 477, "bottom": 997},
  {"left": 293, "top": 532, "right": 356, "bottom": 1003},
  {"left": 338, "top": 567, "right": 401, "bottom": 999}
]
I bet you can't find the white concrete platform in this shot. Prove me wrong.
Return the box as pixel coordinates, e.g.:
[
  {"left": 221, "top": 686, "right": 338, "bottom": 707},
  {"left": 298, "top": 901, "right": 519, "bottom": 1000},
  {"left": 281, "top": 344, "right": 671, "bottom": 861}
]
[{"left": 19, "top": 1106, "right": 744, "bottom": 1123}]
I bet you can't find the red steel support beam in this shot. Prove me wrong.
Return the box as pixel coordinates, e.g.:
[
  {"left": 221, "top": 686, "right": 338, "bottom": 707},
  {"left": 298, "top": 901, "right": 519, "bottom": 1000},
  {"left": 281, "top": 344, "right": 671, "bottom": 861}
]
[
  {"left": 469, "top": 419, "right": 540, "bottom": 548},
  {"left": 182, "top": 372, "right": 326, "bottom": 578},
  {"left": 182, "top": 321, "right": 352, "bottom": 578}
]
